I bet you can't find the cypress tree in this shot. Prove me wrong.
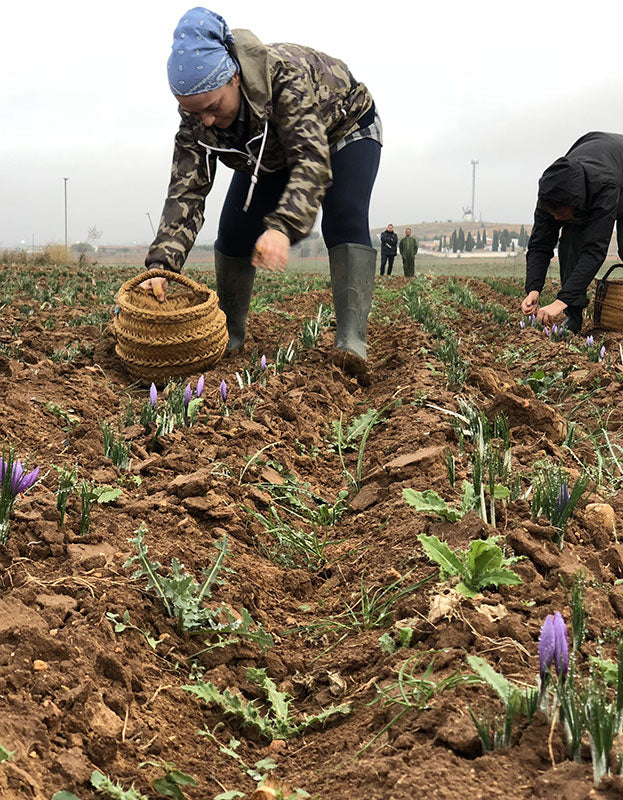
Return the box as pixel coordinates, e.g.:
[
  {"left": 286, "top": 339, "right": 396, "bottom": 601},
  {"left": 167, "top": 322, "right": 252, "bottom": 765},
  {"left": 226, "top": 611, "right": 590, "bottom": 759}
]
[
  {"left": 457, "top": 228, "right": 466, "bottom": 251},
  {"left": 492, "top": 230, "right": 499, "bottom": 252}
]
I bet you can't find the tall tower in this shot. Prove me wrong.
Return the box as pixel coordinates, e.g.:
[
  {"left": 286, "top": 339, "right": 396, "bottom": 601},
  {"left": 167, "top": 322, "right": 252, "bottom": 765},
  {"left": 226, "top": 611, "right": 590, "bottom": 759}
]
[{"left": 471, "top": 160, "right": 479, "bottom": 222}]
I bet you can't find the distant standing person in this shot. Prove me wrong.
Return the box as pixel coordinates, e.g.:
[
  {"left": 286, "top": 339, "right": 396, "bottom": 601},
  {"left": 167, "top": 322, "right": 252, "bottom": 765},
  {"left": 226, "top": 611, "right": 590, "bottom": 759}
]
[
  {"left": 380, "top": 223, "right": 398, "bottom": 276},
  {"left": 521, "top": 131, "right": 623, "bottom": 332},
  {"left": 399, "top": 227, "right": 418, "bottom": 276}
]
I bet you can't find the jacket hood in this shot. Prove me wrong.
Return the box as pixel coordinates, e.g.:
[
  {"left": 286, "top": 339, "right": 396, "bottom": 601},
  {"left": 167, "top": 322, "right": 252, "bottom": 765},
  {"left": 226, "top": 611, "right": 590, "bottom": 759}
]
[
  {"left": 230, "top": 29, "right": 272, "bottom": 121},
  {"left": 538, "top": 157, "right": 586, "bottom": 210}
]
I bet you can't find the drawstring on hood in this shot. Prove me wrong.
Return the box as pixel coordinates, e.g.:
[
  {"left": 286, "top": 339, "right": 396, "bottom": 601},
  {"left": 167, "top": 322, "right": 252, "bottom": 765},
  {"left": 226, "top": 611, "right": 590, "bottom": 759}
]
[
  {"left": 243, "top": 121, "right": 268, "bottom": 211},
  {"left": 198, "top": 119, "right": 271, "bottom": 206}
]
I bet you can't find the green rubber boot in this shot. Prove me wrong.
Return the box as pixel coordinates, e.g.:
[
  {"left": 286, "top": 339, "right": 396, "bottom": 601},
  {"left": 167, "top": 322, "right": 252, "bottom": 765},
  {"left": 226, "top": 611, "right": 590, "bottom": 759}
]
[
  {"left": 214, "top": 249, "right": 256, "bottom": 352},
  {"left": 329, "top": 242, "right": 376, "bottom": 385}
]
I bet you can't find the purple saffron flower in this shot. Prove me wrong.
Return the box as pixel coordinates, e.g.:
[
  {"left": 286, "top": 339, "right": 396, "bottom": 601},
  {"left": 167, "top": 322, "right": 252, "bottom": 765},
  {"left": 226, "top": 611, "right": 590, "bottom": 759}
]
[
  {"left": 557, "top": 483, "right": 570, "bottom": 516},
  {"left": 586, "top": 335, "right": 594, "bottom": 347},
  {"left": 600, "top": 345, "right": 606, "bottom": 360},
  {"left": 539, "top": 614, "right": 556, "bottom": 683},
  {"left": 552, "top": 612, "right": 569, "bottom": 678},
  {"left": 520, "top": 320, "right": 526, "bottom": 329},
  {"left": 544, "top": 327, "right": 551, "bottom": 337},
  {"left": 260, "top": 354, "right": 267, "bottom": 371},
  {"left": 0, "top": 459, "right": 39, "bottom": 497},
  {"left": 552, "top": 324, "right": 558, "bottom": 335},
  {"left": 220, "top": 380, "right": 227, "bottom": 403},
  {"left": 196, "top": 375, "right": 205, "bottom": 399},
  {"left": 539, "top": 612, "right": 569, "bottom": 684},
  {"left": 149, "top": 382, "right": 157, "bottom": 408},
  {"left": 183, "top": 383, "right": 192, "bottom": 408}
]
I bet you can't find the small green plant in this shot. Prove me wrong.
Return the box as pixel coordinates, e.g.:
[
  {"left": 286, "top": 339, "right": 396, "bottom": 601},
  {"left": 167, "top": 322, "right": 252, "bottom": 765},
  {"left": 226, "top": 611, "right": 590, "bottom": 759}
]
[
  {"left": 403, "top": 482, "right": 475, "bottom": 522},
  {"left": 249, "top": 504, "right": 338, "bottom": 570},
  {"left": 358, "top": 653, "right": 482, "bottom": 755},
  {"left": 300, "top": 303, "right": 332, "bottom": 347},
  {"left": 138, "top": 760, "right": 197, "bottom": 799},
  {"left": 417, "top": 534, "right": 522, "bottom": 597},
  {"left": 124, "top": 525, "right": 272, "bottom": 648},
  {"left": 90, "top": 770, "right": 148, "bottom": 800},
  {"left": 333, "top": 400, "right": 399, "bottom": 492},
  {"left": 45, "top": 401, "right": 80, "bottom": 430},
  {"left": 567, "top": 572, "right": 587, "bottom": 652},
  {"left": 106, "top": 610, "right": 163, "bottom": 651},
  {"left": 101, "top": 421, "right": 132, "bottom": 470},
  {"left": 80, "top": 482, "right": 122, "bottom": 535},
  {"left": 203, "top": 731, "right": 310, "bottom": 800},
  {"left": 0, "top": 744, "right": 14, "bottom": 762},
  {"left": 54, "top": 464, "right": 79, "bottom": 526},
  {"left": 185, "top": 667, "right": 350, "bottom": 741},
  {"left": 530, "top": 466, "right": 589, "bottom": 549},
  {"left": 273, "top": 340, "right": 298, "bottom": 372},
  {"left": 296, "top": 573, "right": 434, "bottom": 642},
  {"left": 467, "top": 655, "right": 538, "bottom": 751},
  {"left": 520, "top": 368, "right": 564, "bottom": 398}
]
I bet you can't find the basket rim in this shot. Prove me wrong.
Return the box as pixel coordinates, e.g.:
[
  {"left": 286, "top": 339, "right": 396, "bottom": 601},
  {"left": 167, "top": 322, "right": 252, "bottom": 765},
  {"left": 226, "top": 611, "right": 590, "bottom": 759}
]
[{"left": 116, "top": 287, "right": 219, "bottom": 322}]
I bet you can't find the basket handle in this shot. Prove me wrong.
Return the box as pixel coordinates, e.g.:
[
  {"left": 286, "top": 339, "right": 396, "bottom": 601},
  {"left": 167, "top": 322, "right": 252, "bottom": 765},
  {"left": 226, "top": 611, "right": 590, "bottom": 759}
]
[
  {"left": 123, "top": 269, "right": 207, "bottom": 294},
  {"left": 598, "top": 263, "right": 623, "bottom": 283}
]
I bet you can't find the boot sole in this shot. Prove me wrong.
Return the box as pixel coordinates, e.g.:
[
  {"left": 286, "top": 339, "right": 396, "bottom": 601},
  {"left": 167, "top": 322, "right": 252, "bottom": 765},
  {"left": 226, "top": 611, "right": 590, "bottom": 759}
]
[{"left": 330, "top": 348, "right": 371, "bottom": 387}]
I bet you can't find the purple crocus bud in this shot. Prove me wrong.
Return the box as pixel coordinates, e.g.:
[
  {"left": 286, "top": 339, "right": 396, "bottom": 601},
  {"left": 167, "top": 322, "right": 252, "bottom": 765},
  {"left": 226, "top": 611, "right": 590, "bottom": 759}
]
[
  {"left": 196, "top": 375, "right": 205, "bottom": 398},
  {"left": 184, "top": 383, "right": 192, "bottom": 408},
  {"left": 149, "top": 382, "right": 157, "bottom": 408},
  {"left": 557, "top": 483, "right": 570, "bottom": 516},
  {"left": 520, "top": 320, "right": 526, "bottom": 329},
  {"left": 9, "top": 461, "right": 39, "bottom": 496},
  {"left": 586, "top": 335, "right": 594, "bottom": 347},
  {"left": 600, "top": 345, "right": 606, "bottom": 360},
  {"left": 552, "top": 324, "right": 558, "bottom": 335},
  {"left": 544, "top": 327, "right": 550, "bottom": 337},
  {"left": 552, "top": 612, "right": 569, "bottom": 679},
  {"left": 539, "top": 614, "right": 556, "bottom": 683},
  {"left": 220, "top": 380, "right": 227, "bottom": 403},
  {"left": 260, "top": 354, "right": 267, "bottom": 371}
]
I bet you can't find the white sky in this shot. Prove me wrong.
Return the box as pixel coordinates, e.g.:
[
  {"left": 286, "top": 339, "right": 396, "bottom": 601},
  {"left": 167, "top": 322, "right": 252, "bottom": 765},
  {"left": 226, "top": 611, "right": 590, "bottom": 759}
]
[{"left": 2, "top": 0, "right": 623, "bottom": 247}]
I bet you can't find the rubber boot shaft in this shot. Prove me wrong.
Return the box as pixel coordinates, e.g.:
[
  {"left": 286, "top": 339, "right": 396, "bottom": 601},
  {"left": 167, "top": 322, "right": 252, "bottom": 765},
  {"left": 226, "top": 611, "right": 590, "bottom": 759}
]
[
  {"left": 329, "top": 244, "right": 376, "bottom": 384},
  {"left": 214, "top": 249, "right": 256, "bottom": 352}
]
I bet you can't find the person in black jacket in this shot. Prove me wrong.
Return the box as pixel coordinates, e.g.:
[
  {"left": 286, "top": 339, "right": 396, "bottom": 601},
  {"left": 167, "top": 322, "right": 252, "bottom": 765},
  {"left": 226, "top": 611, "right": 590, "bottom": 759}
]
[
  {"left": 380, "top": 224, "right": 398, "bottom": 276},
  {"left": 522, "top": 132, "right": 623, "bottom": 332}
]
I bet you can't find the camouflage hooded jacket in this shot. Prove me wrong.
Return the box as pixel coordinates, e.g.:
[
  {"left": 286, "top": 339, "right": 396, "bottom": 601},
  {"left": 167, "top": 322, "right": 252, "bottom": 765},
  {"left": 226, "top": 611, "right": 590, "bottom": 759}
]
[{"left": 146, "top": 29, "right": 374, "bottom": 272}]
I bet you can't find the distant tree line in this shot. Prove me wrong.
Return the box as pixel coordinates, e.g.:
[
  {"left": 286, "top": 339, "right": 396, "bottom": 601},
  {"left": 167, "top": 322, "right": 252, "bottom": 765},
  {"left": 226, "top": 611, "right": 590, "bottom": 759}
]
[{"left": 439, "top": 224, "right": 530, "bottom": 253}]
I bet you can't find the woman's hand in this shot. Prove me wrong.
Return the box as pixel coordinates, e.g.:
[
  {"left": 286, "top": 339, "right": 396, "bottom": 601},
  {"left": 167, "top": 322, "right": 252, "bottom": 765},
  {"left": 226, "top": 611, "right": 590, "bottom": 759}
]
[
  {"left": 536, "top": 299, "right": 567, "bottom": 327},
  {"left": 139, "top": 266, "right": 168, "bottom": 302},
  {"left": 252, "top": 229, "right": 290, "bottom": 272},
  {"left": 521, "top": 290, "right": 540, "bottom": 316}
]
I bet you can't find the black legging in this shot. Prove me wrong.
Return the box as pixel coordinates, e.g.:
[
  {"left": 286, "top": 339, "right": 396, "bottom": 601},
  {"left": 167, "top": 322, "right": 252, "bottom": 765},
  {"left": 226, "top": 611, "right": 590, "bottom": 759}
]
[{"left": 215, "top": 138, "right": 381, "bottom": 256}]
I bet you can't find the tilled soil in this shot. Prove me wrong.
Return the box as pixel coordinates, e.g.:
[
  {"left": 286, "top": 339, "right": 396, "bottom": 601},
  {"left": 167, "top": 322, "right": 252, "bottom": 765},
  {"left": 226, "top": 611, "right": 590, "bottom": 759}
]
[{"left": 2, "top": 264, "right": 623, "bottom": 800}]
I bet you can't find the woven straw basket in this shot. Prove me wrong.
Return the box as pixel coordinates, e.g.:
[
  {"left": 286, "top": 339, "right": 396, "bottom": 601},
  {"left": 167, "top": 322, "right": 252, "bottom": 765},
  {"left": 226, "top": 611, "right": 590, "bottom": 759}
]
[
  {"left": 594, "top": 264, "right": 623, "bottom": 331},
  {"left": 113, "top": 269, "right": 228, "bottom": 385}
]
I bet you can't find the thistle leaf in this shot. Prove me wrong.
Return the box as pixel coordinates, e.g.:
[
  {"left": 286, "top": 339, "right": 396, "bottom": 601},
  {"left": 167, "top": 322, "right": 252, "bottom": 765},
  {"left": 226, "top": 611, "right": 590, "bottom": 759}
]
[{"left": 418, "top": 534, "right": 463, "bottom": 576}]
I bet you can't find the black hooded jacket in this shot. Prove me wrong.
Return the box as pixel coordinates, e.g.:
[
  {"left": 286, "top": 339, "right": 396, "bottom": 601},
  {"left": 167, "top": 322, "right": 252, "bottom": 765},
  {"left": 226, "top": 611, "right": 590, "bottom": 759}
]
[
  {"left": 380, "top": 229, "right": 398, "bottom": 256},
  {"left": 526, "top": 131, "right": 623, "bottom": 306}
]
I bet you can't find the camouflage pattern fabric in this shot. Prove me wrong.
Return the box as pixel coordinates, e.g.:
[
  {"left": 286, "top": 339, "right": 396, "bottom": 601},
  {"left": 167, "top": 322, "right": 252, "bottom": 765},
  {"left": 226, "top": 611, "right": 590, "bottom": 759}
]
[{"left": 146, "top": 29, "right": 375, "bottom": 272}]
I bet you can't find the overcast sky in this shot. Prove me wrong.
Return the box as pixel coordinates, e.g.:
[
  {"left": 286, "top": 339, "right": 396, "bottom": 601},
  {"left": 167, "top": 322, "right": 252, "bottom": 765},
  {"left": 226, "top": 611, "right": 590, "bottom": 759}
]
[{"left": 2, "top": 0, "right": 623, "bottom": 247}]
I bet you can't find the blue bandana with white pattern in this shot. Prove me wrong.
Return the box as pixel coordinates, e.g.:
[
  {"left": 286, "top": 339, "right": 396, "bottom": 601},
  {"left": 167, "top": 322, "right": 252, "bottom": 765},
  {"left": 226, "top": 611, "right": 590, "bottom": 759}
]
[{"left": 167, "top": 8, "right": 238, "bottom": 96}]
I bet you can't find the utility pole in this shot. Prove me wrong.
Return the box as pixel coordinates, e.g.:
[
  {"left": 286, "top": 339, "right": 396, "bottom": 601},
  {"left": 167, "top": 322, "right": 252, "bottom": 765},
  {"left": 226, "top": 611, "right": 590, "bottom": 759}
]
[
  {"left": 146, "top": 212, "right": 156, "bottom": 237},
  {"left": 63, "top": 177, "right": 69, "bottom": 252},
  {"left": 471, "top": 160, "right": 478, "bottom": 222}
]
